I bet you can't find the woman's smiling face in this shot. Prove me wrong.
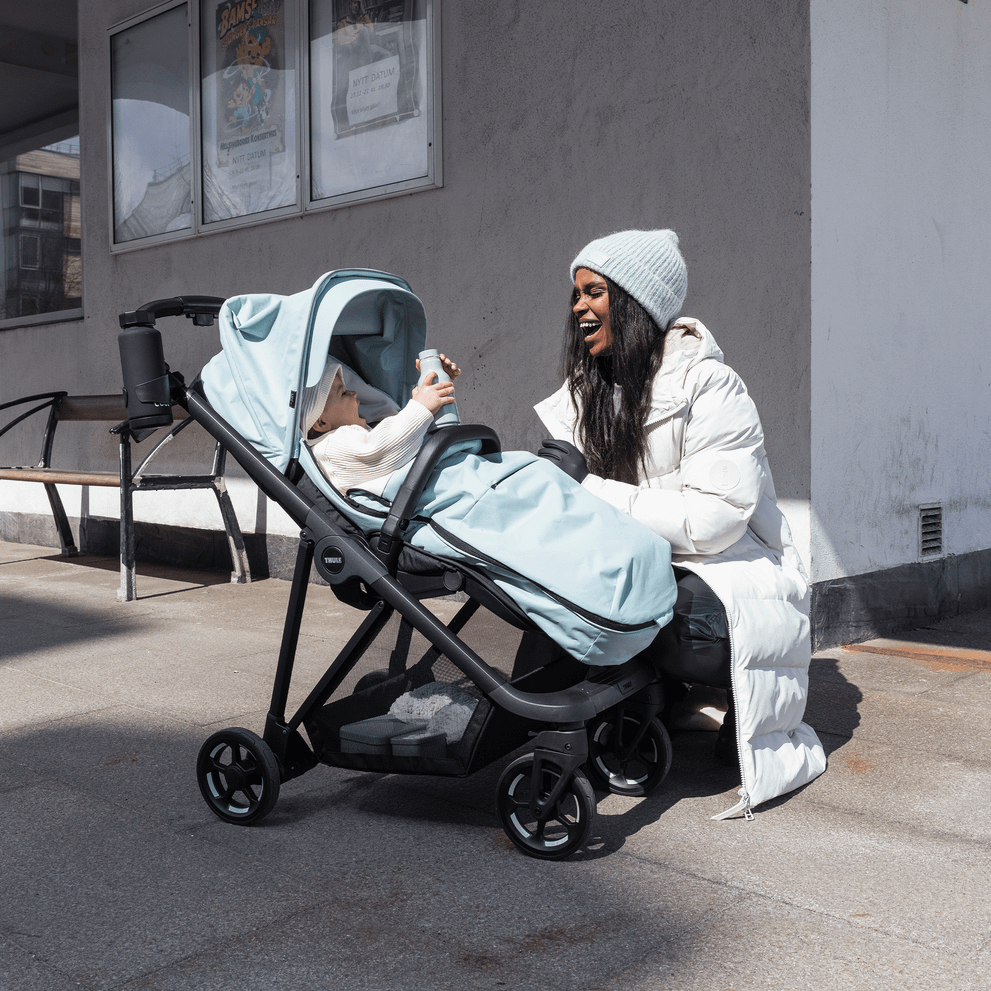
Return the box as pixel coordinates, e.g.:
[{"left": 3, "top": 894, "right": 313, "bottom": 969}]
[{"left": 572, "top": 268, "right": 613, "bottom": 357}]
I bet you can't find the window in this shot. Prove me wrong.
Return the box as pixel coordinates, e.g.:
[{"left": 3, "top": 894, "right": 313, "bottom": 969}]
[
  {"left": 1, "top": 138, "right": 83, "bottom": 325},
  {"left": 20, "top": 234, "right": 41, "bottom": 269},
  {"left": 200, "top": 0, "right": 299, "bottom": 222},
  {"left": 309, "top": 0, "right": 435, "bottom": 204},
  {"left": 111, "top": 4, "right": 192, "bottom": 242},
  {"left": 18, "top": 176, "right": 65, "bottom": 228},
  {"left": 20, "top": 182, "right": 41, "bottom": 208},
  {"left": 109, "top": 0, "right": 440, "bottom": 248}
]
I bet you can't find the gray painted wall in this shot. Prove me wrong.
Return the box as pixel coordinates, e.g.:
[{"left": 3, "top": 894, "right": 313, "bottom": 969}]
[{"left": 2, "top": 0, "right": 811, "bottom": 553}]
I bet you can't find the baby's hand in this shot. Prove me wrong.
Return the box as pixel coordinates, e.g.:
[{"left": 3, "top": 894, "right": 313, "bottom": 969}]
[
  {"left": 415, "top": 353, "right": 461, "bottom": 380},
  {"left": 412, "top": 372, "right": 456, "bottom": 414},
  {"left": 439, "top": 354, "right": 460, "bottom": 380}
]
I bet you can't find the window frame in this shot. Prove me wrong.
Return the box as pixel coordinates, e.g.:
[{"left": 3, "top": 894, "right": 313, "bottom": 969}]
[
  {"left": 20, "top": 176, "right": 41, "bottom": 209},
  {"left": 107, "top": 0, "right": 197, "bottom": 251},
  {"left": 108, "top": 0, "right": 442, "bottom": 253}
]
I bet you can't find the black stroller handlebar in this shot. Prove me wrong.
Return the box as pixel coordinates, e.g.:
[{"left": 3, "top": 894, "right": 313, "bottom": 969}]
[{"left": 119, "top": 296, "right": 226, "bottom": 330}]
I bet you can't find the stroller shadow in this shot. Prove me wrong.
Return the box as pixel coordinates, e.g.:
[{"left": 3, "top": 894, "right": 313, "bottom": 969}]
[
  {"left": 584, "top": 654, "right": 863, "bottom": 857},
  {"left": 273, "top": 730, "right": 742, "bottom": 860},
  {"left": 578, "top": 730, "right": 741, "bottom": 859},
  {"left": 255, "top": 656, "right": 862, "bottom": 858}
]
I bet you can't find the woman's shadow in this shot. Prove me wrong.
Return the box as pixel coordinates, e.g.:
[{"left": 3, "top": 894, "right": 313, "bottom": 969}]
[{"left": 576, "top": 656, "right": 862, "bottom": 858}]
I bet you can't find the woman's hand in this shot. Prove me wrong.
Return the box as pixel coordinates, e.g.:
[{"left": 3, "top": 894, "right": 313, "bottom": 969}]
[{"left": 412, "top": 372, "right": 456, "bottom": 414}]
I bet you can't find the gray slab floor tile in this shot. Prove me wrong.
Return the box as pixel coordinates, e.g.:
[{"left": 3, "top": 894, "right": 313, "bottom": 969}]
[
  {"left": 0, "top": 667, "right": 115, "bottom": 733},
  {"left": 0, "top": 784, "right": 315, "bottom": 989},
  {"left": 601, "top": 893, "right": 991, "bottom": 991}
]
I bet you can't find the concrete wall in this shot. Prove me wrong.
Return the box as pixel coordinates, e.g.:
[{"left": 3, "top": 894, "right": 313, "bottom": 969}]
[
  {"left": 810, "top": 0, "right": 991, "bottom": 584},
  {"left": 2, "top": 1, "right": 812, "bottom": 564}
]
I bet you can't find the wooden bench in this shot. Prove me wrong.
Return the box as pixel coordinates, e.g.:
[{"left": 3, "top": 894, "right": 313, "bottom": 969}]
[{"left": 0, "top": 391, "right": 249, "bottom": 601}]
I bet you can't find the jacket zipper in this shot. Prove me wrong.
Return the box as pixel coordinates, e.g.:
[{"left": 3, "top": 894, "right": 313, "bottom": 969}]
[
  {"left": 727, "top": 625, "right": 753, "bottom": 820},
  {"left": 487, "top": 462, "right": 531, "bottom": 489}
]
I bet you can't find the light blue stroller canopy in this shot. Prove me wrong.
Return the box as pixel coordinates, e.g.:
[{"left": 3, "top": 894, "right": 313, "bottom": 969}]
[{"left": 200, "top": 270, "right": 425, "bottom": 477}]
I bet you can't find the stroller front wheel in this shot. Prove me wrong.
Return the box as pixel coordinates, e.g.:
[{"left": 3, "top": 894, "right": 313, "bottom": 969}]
[
  {"left": 197, "top": 727, "right": 281, "bottom": 825},
  {"left": 496, "top": 755, "right": 594, "bottom": 860}
]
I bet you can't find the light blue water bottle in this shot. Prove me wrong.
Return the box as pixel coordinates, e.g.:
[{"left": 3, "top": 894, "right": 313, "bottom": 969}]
[{"left": 417, "top": 349, "right": 460, "bottom": 427}]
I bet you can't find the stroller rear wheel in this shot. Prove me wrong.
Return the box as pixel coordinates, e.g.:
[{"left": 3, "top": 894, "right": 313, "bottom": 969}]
[
  {"left": 197, "top": 727, "right": 281, "bottom": 825},
  {"left": 586, "top": 710, "right": 672, "bottom": 797},
  {"left": 496, "top": 755, "right": 594, "bottom": 860}
]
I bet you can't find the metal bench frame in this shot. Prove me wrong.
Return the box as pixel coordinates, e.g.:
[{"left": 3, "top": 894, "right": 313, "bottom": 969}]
[{"left": 0, "top": 391, "right": 249, "bottom": 601}]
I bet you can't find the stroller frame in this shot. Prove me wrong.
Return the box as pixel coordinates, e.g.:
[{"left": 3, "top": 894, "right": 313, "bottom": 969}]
[{"left": 117, "top": 278, "right": 672, "bottom": 859}]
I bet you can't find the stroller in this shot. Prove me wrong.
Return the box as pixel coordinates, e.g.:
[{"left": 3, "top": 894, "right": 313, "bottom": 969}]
[{"left": 117, "top": 270, "right": 677, "bottom": 860}]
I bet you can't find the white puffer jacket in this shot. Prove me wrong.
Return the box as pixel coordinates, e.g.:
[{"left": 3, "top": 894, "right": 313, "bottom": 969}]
[{"left": 535, "top": 318, "right": 826, "bottom": 818}]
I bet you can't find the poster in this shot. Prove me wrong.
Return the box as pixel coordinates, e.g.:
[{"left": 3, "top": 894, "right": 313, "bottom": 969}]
[
  {"left": 329, "top": 0, "right": 419, "bottom": 138},
  {"left": 310, "top": 0, "right": 432, "bottom": 202},
  {"left": 202, "top": 0, "right": 297, "bottom": 222}
]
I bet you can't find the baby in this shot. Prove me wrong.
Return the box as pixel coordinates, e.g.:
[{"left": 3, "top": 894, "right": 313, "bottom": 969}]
[{"left": 302, "top": 354, "right": 460, "bottom": 495}]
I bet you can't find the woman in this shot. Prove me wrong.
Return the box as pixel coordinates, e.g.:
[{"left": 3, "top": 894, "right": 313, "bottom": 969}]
[{"left": 534, "top": 229, "right": 825, "bottom": 819}]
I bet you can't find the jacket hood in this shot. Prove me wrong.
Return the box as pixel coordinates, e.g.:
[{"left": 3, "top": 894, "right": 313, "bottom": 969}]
[{"left": 645, "top": 318, "right": 724, "bottom": 425}]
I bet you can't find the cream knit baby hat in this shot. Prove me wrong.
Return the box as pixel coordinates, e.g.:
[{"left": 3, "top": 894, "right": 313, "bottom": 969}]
[
  {"left": 300, "top": 360, "right": 342, "bottom": 437},
  {"left": 571, "top": 229, "right": 688, "bottom": 331}
]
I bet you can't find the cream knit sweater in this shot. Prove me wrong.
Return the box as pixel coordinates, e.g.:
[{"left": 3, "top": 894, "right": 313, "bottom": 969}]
[{"left": 307, "top": 399, "right": 434, "bottom": 495}]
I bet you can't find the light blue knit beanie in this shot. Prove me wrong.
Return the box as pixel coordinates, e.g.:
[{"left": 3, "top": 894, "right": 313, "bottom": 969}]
[{"left": 571, "top": 229, "right": 688, "bottom": 330}]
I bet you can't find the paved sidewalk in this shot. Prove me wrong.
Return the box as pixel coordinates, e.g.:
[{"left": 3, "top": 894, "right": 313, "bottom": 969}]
[{"left": 2, "top": 540, "right": 990, "bottom": 990}]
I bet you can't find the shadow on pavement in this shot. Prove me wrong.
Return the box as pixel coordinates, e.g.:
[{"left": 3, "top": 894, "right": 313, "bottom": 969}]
[
  {"left": 0, "top": 591, "right": 149, "bottom": 662},
  {"left": 805, "top": 653, "right": 863, "bottom": 756},
  {"left": 0, "top": 717, "right": 704, "bottom": 990}
]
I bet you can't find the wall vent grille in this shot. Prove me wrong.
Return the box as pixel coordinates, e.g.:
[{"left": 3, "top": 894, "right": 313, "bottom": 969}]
[{"left": 920, "top": 504, "right": 943, "bottom": 558}]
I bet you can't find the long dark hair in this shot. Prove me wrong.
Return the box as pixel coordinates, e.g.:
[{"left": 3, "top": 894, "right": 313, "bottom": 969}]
[{"left": 564, "top": 276, "right": 667, "bottom": 484}]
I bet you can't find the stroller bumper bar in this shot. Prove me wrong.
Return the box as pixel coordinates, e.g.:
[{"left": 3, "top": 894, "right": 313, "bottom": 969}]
[{"left": 376, "top": 424, "right": 501, "bottom": 564}]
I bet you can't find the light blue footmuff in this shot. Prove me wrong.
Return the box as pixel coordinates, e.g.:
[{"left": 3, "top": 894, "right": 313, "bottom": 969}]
[{"left": 200, "top": 271, "right": 677, "bottom": 666}]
